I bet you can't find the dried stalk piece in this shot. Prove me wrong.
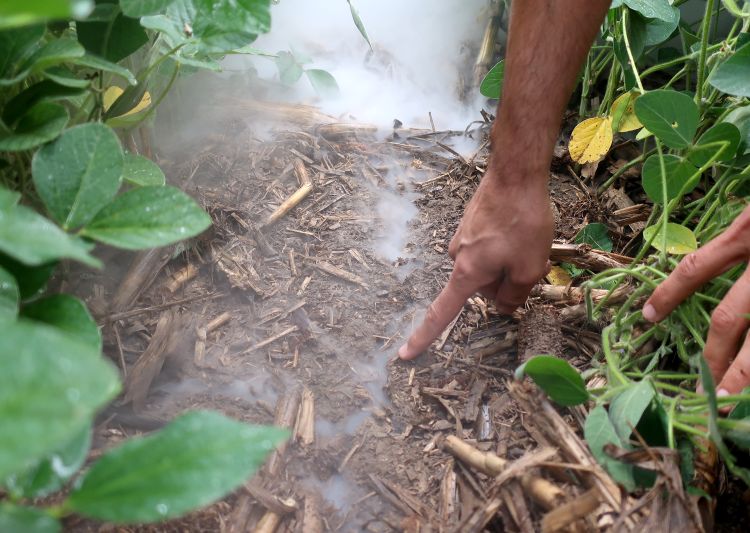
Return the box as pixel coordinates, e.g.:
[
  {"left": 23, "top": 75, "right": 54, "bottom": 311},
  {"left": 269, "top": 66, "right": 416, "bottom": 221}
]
[
  {"left": 264, "top": 159, "right": 313, "bottom": 227},
  {"left": 294, "top": 387, "right": 315, "bottom": 447},
  {"left": 549, "top": 243, "right": 632, "bottom": 271},
  {"left": 310, "top": 260, "right": 368, "bottom": 288},
  {"left": 123, "top": 309, "right": 180, "bottom": 411},
  {"left": 166, "top": 263, "right": 199, "bottom": 293},
  {"left": 440, "top": 435, "right": 565, "bottom": 511},
  {"left": 265, "top": 388, "right": 301, "bottom": 477},
  {"left": 110, "top": 246, "right": 174, "bottom": 315},
  {"left": 509, "top": 382, "right": 624, "bottom": 516},
  {"left": 540, "top": 487, "right": 600, "bottom": 533},
  {"left": 194, "top": 311, "right": 231, "bottom": 367}
]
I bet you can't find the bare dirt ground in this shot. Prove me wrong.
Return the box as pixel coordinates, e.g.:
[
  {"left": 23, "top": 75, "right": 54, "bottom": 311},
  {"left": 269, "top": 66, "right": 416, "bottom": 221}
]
[{"left": 57, "top": 97, "right": 745, "bottom": 532}]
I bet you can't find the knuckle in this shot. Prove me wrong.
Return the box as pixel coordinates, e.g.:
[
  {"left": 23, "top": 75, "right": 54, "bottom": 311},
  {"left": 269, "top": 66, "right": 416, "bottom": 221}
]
[
  {"left": 710, "top": 306, "right": 738, "bottom": 334},
  {"left": 452, "top": 258, "right": 478, "bottom": 282},
  {"left": 677, "top": 252, "right": 702, "bottom": 281},
  {"left": 423, "top": 302, "right": 442, "bottom": 328}
]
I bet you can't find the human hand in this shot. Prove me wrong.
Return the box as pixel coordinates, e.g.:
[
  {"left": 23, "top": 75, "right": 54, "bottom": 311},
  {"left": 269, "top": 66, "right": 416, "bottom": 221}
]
[
  {"left": 643, "top": 205, "right": 750, "bottom": 395},
  {"left": 397, "top": 170, "right": 553, "bottom": 360}
]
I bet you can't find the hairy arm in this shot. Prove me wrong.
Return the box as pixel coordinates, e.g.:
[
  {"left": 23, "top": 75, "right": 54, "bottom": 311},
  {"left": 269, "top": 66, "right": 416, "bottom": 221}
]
[{"left": 399, "top": 0, "right": 611, "bottom": 359}]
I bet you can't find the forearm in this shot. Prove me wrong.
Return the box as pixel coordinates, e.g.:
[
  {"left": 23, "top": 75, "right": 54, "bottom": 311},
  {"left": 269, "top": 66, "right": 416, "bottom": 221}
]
[{"left": 490, "top": 0, "right": 611, "bottom": 183}]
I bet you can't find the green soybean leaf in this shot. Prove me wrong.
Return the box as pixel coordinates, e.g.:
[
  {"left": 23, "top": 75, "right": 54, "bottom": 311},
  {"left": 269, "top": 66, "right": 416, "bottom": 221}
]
[
  {"left": 82, "top": 3, "right": 119, "bottom": 22},
  {"left": 193, "top": 0, "right": 270, "bottom": 52},
  {"left": 688, "top": 122, "right": 742, "bottom": 167},
  {"left": 77, "top": 13, "right": 148, "bottom": 63},
  {"left": 584, "top": 405, "right": 635, "bottom": 491},
  {"left": 724, "top": 105, "right": 750, "bottom": 155},
  {"left": 305, "top": 68, "right": 340, "bottom": 99},
  {"left": 641, "top": 154, "right": 699, "bottom": 203},
  {"left": 6, "top": 423, "right": 91, "bottom": 499},
  {"left": 0, "top": 319, "right": 120, "bottom": 479},
  {"left": 519, "top": 355, "right": 589, "bottom": 406},
  {"left": 42, "top": 66, "right": 90, "bottom": 88},
  {"left": 0, "top": 101, "right": 68, "bottom": 152},
  {"left": 0, "top": 502, "right": 60, "bottom": 533},
  {"left": 643, "top": 223, "right": 697, "bottom": 255},
  {"left": 3, "top": 80, "right": 84, "bottom": 125},
  {"left": 32, "top": 123, "right": 123, "bottom": 230},
  {"left": 0, "top": 253, "right": 56, "bottom": 300},
  {"left": 70, "top": 53, "right": 136, "bottom": 85},
  {"left": 620, "top": 0, "right": 674, "bottom": 22},
  {"left": 0, "top": 265, "right": 19, "bottom": 323},
  {"left": 608, "top": 380, "right": 655, "bottom": 442},
  {"left": 709, "top": 42, "right": 750, "bottom": 98},
  {"left": 21, "top": 294, "right": 101, "bottom": 350},
  {"left": 0, "top": 187, "right": 20, "bottom": 209},
  {"left": 274, "top": 51, "right": 304, "bottom": 85},
  {"left": 120, "top": 0, "right": 177, "bottom": 17},
  {"left": 0, "top": 191, "right": 99, "bottom": 267},
  {"left": 346, "top": 0, "right": 372, "bottom": 50},
  {"left": 634, "top": 90, "right": 699, "bottom": 149},
  {"left": 480, "top": 60, "right": 504, "bottom": 99},
  {"left": 142, "top": 0, "right": 272, "bottom": 55},
  {"left": 0, "top": 1, "right": 93, "bottom": 29},
  {"left": 21, "top": 37, "right": 85, "bottom": 74},
  {"left": 636, "top": 7, "right": 680, "bottom": 46},
  {"left": 122, "top": 153, "right": 166, "bottom": 186},
  {"left": 66, "top": 411, "right": 287, "bottom": 523},
  {"left": 81, "top": 185, "right": 211, "bottom": 249},
  {"left": 574, "top": 222, "right": 613, "bottom": 252},
  {"left": 0, "top": 25, "right": 45, "bottom": 84}
]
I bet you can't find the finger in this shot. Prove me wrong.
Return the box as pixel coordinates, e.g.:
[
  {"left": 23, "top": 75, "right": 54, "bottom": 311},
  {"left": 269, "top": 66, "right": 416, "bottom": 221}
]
[
  {"left": 398, "top": 274, "right": 474, "bottom": 360},
  {"left": 703, "top": 269, "right": 750, "bottom": 387},
  {"left": 479, "top": 281, "right": 501, "bottom": 301},
  {"left": 718, "top": 330, "right": 750, "bottom": 395},
  {"left": 494, "top": 275, "right": 538, "bottom": 314},
  {"left": 643, "top": 235, "right": 745, "bottom": 322}
]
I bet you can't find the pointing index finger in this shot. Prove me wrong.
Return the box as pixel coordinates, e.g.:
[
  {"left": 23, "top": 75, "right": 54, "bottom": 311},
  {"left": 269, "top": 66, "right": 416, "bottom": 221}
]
[{"left": 398, "top": 274, "right": 474, "bottom": 360}]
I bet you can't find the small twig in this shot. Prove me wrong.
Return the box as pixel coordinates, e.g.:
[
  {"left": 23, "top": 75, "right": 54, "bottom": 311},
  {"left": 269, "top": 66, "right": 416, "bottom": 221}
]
[
  {"left": 241, "top": 326, "right": 299, "bottom": 355},
  {"left": 104, "top": 292, "right": 225, "bottom": 323}
]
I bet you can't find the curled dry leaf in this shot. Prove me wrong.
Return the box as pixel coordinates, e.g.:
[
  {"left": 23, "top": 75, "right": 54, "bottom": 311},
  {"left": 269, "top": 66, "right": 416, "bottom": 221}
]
[{"left": 569, "top": 116, "right": 613, "bottom": 164}]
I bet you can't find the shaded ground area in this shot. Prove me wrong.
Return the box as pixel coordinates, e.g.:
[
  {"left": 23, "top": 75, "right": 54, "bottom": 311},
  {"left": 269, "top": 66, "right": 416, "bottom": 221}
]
[{"left": 58, "top": 99, "right": 746, "bottom": 532}]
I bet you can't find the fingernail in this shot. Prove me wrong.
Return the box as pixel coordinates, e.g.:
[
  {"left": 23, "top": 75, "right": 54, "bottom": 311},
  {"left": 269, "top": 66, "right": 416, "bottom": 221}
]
[
  {"left": 642, "top": 303, "right": 657, "bottom": 322},
  {"left": 717, "top": 388, "right": 730, "bottom": 398}
]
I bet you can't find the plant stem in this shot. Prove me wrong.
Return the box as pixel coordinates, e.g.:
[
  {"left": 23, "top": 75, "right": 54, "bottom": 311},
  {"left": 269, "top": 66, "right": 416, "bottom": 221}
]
[
  {"left": 597, "top": 148, "right": 654, "bottom": 192},
  {"left": 622, "top": 9, "right": 644, "bottom": 93},
  {"left": 640, "top": 43, "right": 722, "bottom": 78},
  {"left": 598, "top": 60, "right": 620, "bottom": 115},
  {"left": 695, "top": 0, "right": 716, "bottom": 105},
  {"left": 672, "top": 420, "right": 707, "bottom": 438},
  {"left": 579, "top": 52, "right": 592, "bottom": 116}
]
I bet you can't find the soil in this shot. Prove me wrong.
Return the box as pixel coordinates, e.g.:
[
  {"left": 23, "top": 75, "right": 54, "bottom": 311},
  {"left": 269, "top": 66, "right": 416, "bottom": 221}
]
[{"left": 57, "top": 97, "right": 740, "bottom": 532}]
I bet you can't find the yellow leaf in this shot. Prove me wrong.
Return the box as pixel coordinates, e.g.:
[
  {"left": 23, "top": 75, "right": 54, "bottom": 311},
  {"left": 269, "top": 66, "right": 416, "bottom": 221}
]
[
  {"left": 610, "top": 92, "right": 643, "bottom": 133},
  {"left": 568, "top": 117, "right": 613, "bottom": 164},
  {"left": 546, "top": 266, "right": 572, "bottom": 286},
  {"left": 102, "top": 86, "right": 151, "bottom": 117}
]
